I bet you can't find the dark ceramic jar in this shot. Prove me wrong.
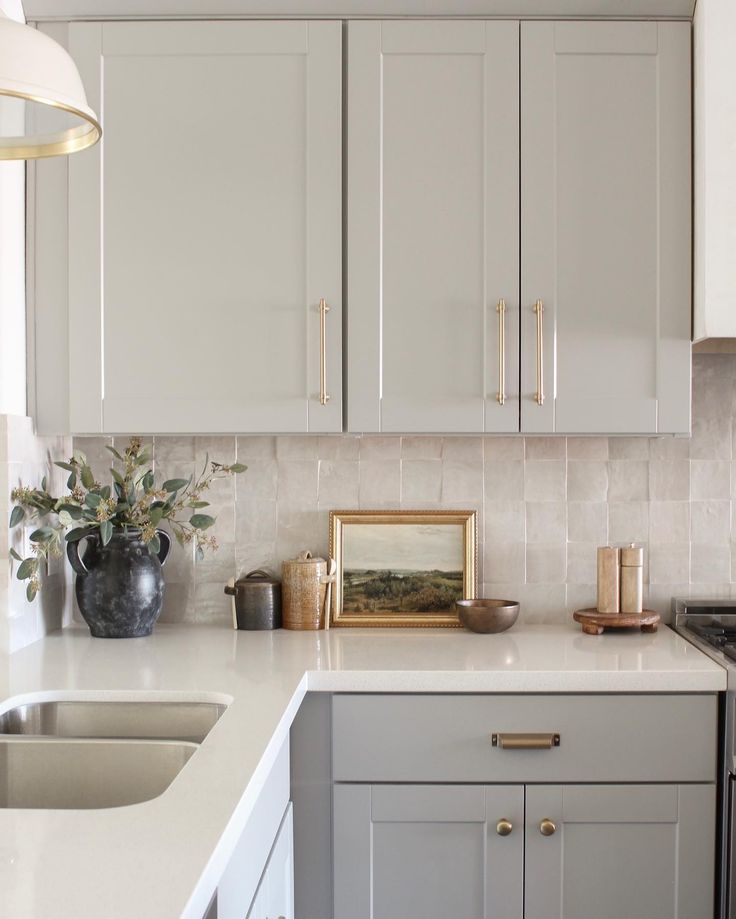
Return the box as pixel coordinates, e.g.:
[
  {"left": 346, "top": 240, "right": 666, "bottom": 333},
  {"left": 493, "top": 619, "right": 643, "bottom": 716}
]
[{"left": 67, "top": 528, "right": 171, "bottom": 638}]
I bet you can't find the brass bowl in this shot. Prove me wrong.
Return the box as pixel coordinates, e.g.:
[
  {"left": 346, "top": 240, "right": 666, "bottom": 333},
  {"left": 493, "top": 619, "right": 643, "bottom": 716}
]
[{"left": 456, "top": 599, "right": 520, "bottom": 634}]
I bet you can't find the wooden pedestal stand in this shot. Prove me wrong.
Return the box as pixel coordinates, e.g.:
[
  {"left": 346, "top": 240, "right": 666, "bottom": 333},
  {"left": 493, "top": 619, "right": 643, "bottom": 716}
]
[{"left": 573, "top": 608, "right": 661, "bottom": 635}]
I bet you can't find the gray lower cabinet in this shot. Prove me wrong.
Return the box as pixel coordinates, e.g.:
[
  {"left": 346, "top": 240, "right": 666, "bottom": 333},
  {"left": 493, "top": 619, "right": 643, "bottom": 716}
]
[
  {"left": 334, "top": 782, "right": 714, "bottom": 919},
  {"left": 331, "top": 694, "right": 717, "bottom": 919},
  {"left": 334, "top": 784, "right": 524, "bottom": 919}
]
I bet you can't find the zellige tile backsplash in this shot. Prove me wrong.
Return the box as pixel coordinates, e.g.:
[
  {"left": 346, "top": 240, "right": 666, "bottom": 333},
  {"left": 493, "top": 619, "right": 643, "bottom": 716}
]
[{"left": 73, "top": 354, "right": 736, "bottom": 627}]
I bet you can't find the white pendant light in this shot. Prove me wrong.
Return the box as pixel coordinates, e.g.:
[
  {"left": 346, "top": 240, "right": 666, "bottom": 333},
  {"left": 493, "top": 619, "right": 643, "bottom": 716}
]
[{"left": 0, "top": 12, "right": 101, "bottom": 159}]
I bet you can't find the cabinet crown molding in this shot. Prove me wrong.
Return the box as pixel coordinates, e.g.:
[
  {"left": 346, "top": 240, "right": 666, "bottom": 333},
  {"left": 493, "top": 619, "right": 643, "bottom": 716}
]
[{"left": 24, "top": 0, "right": 695, "bottom": 22}]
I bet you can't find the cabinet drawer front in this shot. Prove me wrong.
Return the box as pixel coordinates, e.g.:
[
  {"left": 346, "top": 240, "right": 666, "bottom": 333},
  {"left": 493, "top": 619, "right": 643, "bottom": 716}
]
[{"left": 332, "top": 694, "right": 716, "bottom": 783}]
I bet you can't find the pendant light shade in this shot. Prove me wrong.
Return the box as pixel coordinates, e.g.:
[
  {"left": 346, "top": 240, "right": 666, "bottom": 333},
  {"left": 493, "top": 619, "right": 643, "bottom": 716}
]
[{"left": 0, "top": 13, "right": 101, "bottom": 159}]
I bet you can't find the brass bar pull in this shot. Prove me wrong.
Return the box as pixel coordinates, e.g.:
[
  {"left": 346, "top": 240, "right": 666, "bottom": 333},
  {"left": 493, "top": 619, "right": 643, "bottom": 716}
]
[
  {"left": 496, "top": 299, "right": 506, "bottom": 405},
  {"left": 533, "top": 299, "right": 544, "bottom": 405},
  {"left": 491, "top": 732, "right": 560, "bottom": 750},
  {"left": 319, "top": 298, "right": 330, "bottom": 405}
]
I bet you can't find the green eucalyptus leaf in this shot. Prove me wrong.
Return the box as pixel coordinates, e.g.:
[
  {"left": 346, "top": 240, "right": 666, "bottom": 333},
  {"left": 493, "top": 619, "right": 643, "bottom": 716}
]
[
  {"left": 100, "top": 485, "right": 111, "bottom": 501},
  {"left": 189, "top": 514, "right": 215, "bottom": 530},
  {"left": 80, "top": 465, "right": 95, "bottom": 489},
  {"left": 163, "top": 478, "right": 189, "bottom": 493},
  {"left": 100, "top": 520, "right": 113, "bottom": 546},
  {"left": 57, "top": 504, "right": 82, "bottom": 519},
  {"left": 189, "top": 500, "right": 210, "bottom": 508},
  {"left": 41, "top": 475, "right": 47, "bottom": 492},
  {"left": 229, "top": 463, "right": 247, "bottom": 474},
  {"left": 9, "top": 506, "right": 25, "bottom": 528},
  {"left": 17, "top": 558, "right": 37, "bottom": 580},
  {"left": 174, "top": 529, "right": 185, "bottom": 547},
  {"left": 26, "top": 582, "right": 38, "bottom": 603},
  {"left": 111, "top": 468, "right": 125, "bottom": 486},
  {"left": 67, "top": 471, "right": 77, "bottom": 490},
  {"left": 148, "top": 534, "right": 161, "bottom": 556},
  {"left": 29, "top": 527, "right": 54, "bottom": 543},
  {"left": 149, "top": 507, "right": 164, "bottom": 526},
  {"left": 58, "top": 510, "right": 73, "bottom": 527},
  {"left": 55, "top": 461, "right": 75, "bottom": 472},
  {"left": 85, "top": 492, "right": 101, "bottom": 508},
  {"left": 65, "top": 526, "right": 93, "bottom": 543},
  {"left": 195, "top": 545, "right": 205, "bottom": 562},
  {"left": 105, "top": 445, "right": 124, "bottom": 461},
  {"left": 9, "top": 547, "right": 22, "bottom": 561}
]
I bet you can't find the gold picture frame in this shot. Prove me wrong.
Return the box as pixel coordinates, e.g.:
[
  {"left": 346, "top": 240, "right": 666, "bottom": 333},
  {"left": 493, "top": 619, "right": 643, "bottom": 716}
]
[{"left": 328, "top": 509, "right": 477, "bottom": 628}]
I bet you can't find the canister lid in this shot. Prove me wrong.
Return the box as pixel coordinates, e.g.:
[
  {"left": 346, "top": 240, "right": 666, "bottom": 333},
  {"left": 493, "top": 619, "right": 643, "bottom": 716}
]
[
  {"left": 287, "top": 550, "right": 326, "bottom": 566},
  {"left": 620, "top": 544, "right": 644, "bottom": 566},
  {"left": 235, "top": 569, "right": 280, "bottom": 587}
]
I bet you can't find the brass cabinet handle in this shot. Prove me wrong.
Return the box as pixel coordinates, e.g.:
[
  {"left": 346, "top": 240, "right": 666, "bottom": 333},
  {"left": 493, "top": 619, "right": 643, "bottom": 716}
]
[
  {"left": 539, "top": 818, "right": 557, "bottom": 837},
  {"left": 496, "top": 298, "right": 506, "bottom": 405},
  {"left": 496, "top": 818, "right": 513, "bottom": 837},
  {"left": 533, "top": 299, "right": 544, "bottom": 405},
  {"left": 319, "top": 297, "right": 331, "bottom": 405},
  {"left": 491, "top": 732, "right": 560, "bottom": 750}
]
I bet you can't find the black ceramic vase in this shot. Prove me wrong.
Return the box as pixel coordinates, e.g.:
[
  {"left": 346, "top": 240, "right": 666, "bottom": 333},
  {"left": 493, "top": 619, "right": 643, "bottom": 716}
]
[{"left": 67, "top": 528, "right": 171, "bottom": 638}]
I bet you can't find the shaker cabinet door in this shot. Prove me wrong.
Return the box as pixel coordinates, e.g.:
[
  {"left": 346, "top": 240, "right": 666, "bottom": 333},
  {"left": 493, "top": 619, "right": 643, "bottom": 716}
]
[
  {"left": 520, "top": 21, "right": 691, "bottom": 434},
  {"left": 64, "top": 20, "right": 341, "bottom": 434},
  {"left": 346, "top": 21, "right": 520, "bottom": 433},
  {"left": 333, "top": 784, "right": 524, "bottom": 919},
  {"left": 525, "top": 784, "right": 715, "bottom": 919}
]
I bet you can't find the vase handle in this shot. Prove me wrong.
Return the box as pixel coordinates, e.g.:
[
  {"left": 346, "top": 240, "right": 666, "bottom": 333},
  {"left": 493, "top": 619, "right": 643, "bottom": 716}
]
[
  {"left": 156, "top": 529, "right": 171, "bottom": 568},
  {"left": 66, "top": 536, "right": 90, "bottom": 575}
]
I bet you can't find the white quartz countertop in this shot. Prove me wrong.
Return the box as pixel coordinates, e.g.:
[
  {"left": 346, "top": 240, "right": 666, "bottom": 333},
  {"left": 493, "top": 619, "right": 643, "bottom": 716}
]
[{"left": 0, "top": 622, "right": 725, "bottom": 919}]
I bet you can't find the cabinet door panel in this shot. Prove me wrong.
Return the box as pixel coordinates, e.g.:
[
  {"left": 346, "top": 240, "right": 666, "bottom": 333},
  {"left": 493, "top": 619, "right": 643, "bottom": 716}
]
[
  {"left": 347, "top": 21, "right": 519, "bottom": 433},
  {"left": 334, "top": 783, "right": 523, "bottom": 919},
  {"left": 68, "top": 21, "right": 341, "bottom": 434},
  {"left": 521, "top": 21, "right": 691, "bottom": 434},
  {"left": 525, "top": 784, "right": 715, "bottom": 919}
]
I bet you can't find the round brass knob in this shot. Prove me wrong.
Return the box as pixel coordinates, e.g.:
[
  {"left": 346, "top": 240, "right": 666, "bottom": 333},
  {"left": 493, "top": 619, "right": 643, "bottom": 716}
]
[
  {"left": 539, "top": 818, "right": 556, "bottom": 836},
  {"left": 496, "top": 818, "right": 513, "bottom": 836}
]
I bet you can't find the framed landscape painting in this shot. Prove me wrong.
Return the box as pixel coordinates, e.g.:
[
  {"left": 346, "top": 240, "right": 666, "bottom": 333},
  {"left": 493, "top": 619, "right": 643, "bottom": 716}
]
[{"left": 328, "top": 510, "right": 477, "bottom": 628}]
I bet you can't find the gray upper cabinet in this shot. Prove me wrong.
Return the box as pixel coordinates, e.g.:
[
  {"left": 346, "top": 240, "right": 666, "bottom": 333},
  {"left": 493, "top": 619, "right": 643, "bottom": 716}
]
[
  {"left": 521, "top": 21, "right": 691, "bottom": 434},
  {"left": 346, "top": 18, "right": 691, "bottom": 436},
  {"left": 36, "top": 20, "right": 342, "bottom": 434},
  {"left": 346, "top": 21, "right": 520, "bottom": 434}
]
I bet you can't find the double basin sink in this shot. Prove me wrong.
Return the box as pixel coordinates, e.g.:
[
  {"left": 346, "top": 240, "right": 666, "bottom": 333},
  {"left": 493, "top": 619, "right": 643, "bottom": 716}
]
[{"left": 0, "top": 699, "right": 226, "bottom": 809}]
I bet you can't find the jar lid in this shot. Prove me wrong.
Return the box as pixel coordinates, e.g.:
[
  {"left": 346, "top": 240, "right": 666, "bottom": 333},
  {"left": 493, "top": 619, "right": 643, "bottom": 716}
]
[
  {"left": 235, "top": 569, "right": 280, "bottom": 587},
  {"left": 288, "top": 550, "right": 326, "bottom": 565}
]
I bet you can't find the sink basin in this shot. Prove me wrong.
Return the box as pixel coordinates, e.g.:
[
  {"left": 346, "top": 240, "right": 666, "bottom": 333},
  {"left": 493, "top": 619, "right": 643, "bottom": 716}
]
[
  {"left": 0, "top": 737, "right": 197, "bottom": 809},
  {"left": 0, "top": 700, "right": 225, "bottom": 744}
]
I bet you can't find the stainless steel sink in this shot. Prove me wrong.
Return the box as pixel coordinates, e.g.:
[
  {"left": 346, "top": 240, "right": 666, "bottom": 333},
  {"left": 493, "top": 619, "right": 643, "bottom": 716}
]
[
  {"left": 0, "top": 737, "right": 197, "bottom": 809},
  {"left": 0, "top": 700, "right": 225, "bottom": 744}
]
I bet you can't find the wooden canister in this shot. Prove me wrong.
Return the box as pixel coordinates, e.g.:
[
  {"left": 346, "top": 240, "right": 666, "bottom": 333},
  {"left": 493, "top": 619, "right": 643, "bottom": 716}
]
[
  {"left": 620, "top": 544, "right": 644, "bottom": 613},
  {"left": 596, "top": 546, "right": 620, "bottom": 614},
  {"left": 282, "top": 551, "right": 327, "bottom": 630}
]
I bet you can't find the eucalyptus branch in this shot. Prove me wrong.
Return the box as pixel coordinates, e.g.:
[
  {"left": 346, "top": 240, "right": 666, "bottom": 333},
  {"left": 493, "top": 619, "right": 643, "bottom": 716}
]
[{"left": 8, "top": 437, "right": 246, "bottom": 600}]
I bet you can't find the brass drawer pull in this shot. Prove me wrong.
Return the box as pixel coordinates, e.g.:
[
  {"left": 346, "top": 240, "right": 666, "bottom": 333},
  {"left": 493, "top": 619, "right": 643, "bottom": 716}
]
[
  {"left": 533, "top": 299, "right": 544, "bottom": 405},
  {"left": 319, "top": 297, "right": 331, "bottom": 405},
  {"left": 496, "top": 818, "right": 513, "bottom": 836},
  {"left": 491, "top": 732, "right": 560, "bottom": 750},
  {"left": 539, "top": 818, "right": 557, "bottom": 836},
  {"left": 496, "top": 298, "right": 506, "bottom": 405}
]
